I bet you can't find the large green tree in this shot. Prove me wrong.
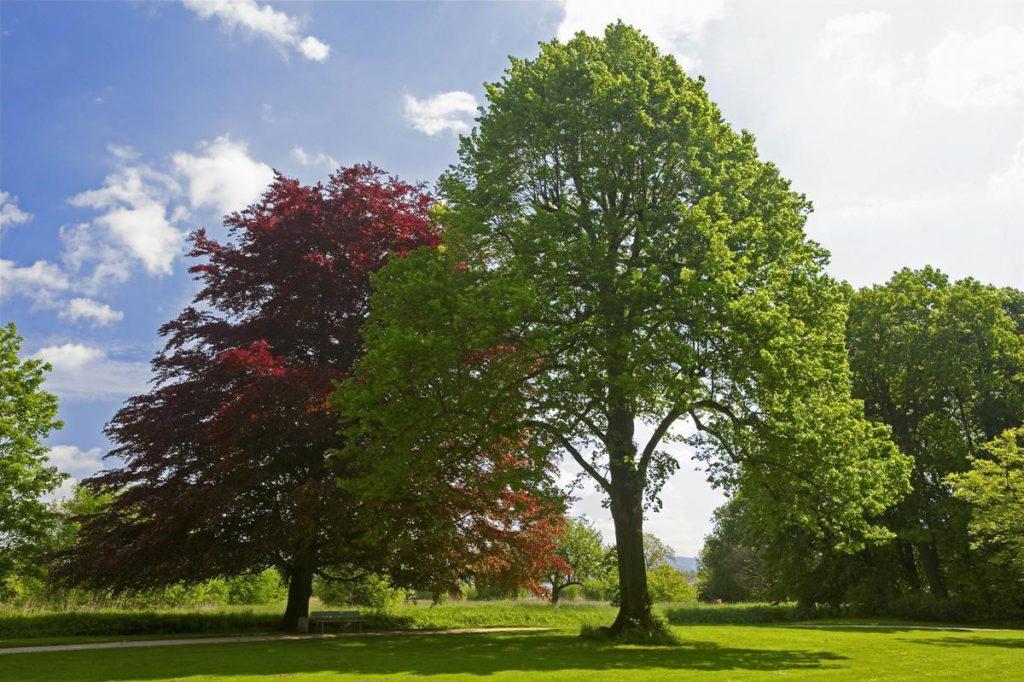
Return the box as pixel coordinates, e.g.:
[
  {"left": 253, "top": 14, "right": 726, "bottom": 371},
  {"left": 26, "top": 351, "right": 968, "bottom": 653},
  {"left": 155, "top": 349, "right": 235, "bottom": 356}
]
[
  {"left": 338, "top": 24, "right": 909, "bottom": 639},
  {"left": 846, "top": 268, "right": 1024, "bottom": 599},
  {"left": 0, "top": 323, "right": 65, "bottom": 594}
]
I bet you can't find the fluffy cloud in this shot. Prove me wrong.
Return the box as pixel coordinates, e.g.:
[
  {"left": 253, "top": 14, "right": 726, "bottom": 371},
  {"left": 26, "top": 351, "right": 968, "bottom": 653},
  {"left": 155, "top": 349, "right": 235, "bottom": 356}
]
[
  {"left": 46, "top": 445, "right": 105, "bottom": 478},
  {"left": 819, "top": 17, "right": 1024, "bottom": 111},
  {"left": 818, "top": 10, "right": 890, "bottom": 57},
  {"left": 33, "top": 343, "right": 149, "bottom": 399},
  {"left": 1, "top": 259, "right": 69, "bottom": 296},
  {"left": 60, "top": 297, "right": 125, "bottom": 326},
  {"left": 69, "top": 155, "right": 184, "bottom": 276},
  {"left": 290, "top": 145, "right": 339, "bottom": 171},
  {"left": 0, "top": 191, "right": 32, "bottom": 228},
  {"left": 922, "top": 26, "right": 1024, "bottom": 109},
  {"left": 172, "top": 136, "right": 274, "bottom": 216},
  {"left": 182, "top": 0, "right": 331, "bottom": 62},
  {"left": 557, "top": 0, "right": 727, "bottom": 71},
  {"left": 403, "top": 91, "right": 479, "bottom": 136}
]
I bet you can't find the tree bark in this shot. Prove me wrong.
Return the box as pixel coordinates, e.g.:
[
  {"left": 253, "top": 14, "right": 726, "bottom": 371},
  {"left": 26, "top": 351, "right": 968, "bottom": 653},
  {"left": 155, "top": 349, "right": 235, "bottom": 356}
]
[
  {"left": 551, "top": 584, "right": 562, "bottom": 605},
  {"left": 281, "top": 550, "right": 315, "bottom": 632},
  {"left": 896, "top": 540, "right": 921, "bottom": 594},
  {"left": 916, "top": 541, "right": 947, "bottom": 598},
  {"left": 608, "top": 470, "right": 656, "bottom": 636}
]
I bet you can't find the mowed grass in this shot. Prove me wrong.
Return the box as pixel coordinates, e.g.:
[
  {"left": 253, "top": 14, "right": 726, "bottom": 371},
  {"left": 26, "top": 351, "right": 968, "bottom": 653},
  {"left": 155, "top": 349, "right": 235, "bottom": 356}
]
[{"left": 1, "top": 624, "right": 1022, "bottom": 680}]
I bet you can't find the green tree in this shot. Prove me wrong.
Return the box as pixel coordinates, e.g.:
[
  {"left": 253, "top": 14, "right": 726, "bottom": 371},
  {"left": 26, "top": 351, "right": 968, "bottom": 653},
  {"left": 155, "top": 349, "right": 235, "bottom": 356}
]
[
  {"left": 847, "top": 268, "right": 1024, "bottom": 599},
  {"left": 647, "top": 564, "right": 696, "bottom": 603},
  {"left": 949, "top": 428, "right": 1024, "bottom": 578},
  {"left": 0, "top": 323, "right": 65, "bottom": 595},
  {"left": 547, "top": 517, "right": 606, "bottom": 603},
  {"left": 697, "top": 498, "right": 769, "bottom": 603},
  {"left": 642, "top": 534, "right": 675, "bottom": 570},
  {"left": 338, "top": 23, "right": 909, "bottom": 640}
]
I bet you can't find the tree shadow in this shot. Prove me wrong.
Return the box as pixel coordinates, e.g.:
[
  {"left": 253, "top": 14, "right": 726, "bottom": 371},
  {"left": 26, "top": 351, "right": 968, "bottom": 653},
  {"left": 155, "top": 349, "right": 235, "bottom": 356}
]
[
  {"left": 0, "top": 631, "right": 848, "bottom": 681},
  {"left": 902, "top": 636, "right": 1024, "bottom": 650}
]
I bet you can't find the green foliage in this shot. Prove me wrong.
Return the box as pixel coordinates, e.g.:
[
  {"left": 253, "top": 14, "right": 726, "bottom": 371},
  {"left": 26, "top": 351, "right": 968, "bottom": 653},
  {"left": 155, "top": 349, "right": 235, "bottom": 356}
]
[
  {"left": 845, "top": 268, "right": 1024, "bottom": 607},
  {"left": 314, "top": 574, "right": 408, "bottom": 609},
  {"left": 646, "top": 564, "right": 696, "bottom": 603},
  {"left": 337, "top": 25, "right": 910, "bottom": 635},
  {"left": 0, "top": 323, "right": 65, "bottom": 595},
  {"left": 0, "top": 609, "right": 279, "bottom": 640},
  {"left": 548, "top": 517, "right": 606, "bottom": 601},
  {"left": 225, "top": 570, "right": 287, "bottom": 606},
  {"left": 697, "top": 498, "right": 770, "bottom": 603},
  {"left": 949, "top": 427, "right": 1024, "bottom": 578}
]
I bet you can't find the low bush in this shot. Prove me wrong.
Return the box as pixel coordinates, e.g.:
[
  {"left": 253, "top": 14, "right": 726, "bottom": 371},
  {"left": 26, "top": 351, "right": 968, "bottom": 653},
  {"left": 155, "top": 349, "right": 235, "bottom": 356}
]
[
  {"left": 314, "top": 574, "right": 408, "bottom": 609},
  {"left": 663, "top": 602, "right": 801, "bottom": 624},
  {"left": 0, "top": 609, "right": 279, "bottom": 640}
]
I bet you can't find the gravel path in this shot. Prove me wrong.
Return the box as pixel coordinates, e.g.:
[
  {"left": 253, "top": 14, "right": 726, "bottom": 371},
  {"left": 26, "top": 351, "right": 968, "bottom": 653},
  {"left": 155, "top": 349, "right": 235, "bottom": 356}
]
[{"left": 0, "top": 627, "right": 551, "bottom": 655}]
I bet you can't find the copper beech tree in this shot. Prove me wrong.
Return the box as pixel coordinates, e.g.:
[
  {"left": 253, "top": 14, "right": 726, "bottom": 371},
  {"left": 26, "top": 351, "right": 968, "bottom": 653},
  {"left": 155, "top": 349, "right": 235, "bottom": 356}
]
[{"left": 55, "top": 167, "right": 564, "bottom": 630}]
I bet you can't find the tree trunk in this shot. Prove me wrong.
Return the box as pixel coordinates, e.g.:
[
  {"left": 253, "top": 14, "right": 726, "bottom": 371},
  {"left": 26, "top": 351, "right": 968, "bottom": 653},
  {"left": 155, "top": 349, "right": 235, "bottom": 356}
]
[
  {"left": 551, "top": 583, "right": 561, "bottom": 605},
  {"left": 281, "top": 551, "right": 315, "bottom": 632},
  {"left": 896, "top": 540, "right": 921, "bottom": 594},
  {"left": 608, "top": 472, "right": 657, "bottom": 637},
  {"left": 917, "top": 541, "right": 947, "bottom": 598}
]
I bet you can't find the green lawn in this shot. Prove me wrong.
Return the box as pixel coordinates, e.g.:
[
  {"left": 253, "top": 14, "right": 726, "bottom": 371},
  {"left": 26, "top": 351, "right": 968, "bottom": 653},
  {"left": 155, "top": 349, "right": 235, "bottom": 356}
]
[{"left": 1, "top": 624, "right": 1022, "bottom": 680}]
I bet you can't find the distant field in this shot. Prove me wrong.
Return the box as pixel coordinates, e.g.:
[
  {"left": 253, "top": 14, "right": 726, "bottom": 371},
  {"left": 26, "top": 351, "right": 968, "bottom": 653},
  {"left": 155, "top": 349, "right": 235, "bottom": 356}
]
[{"left": 2, "top": 623, "right": 1022, "bottom": 680}]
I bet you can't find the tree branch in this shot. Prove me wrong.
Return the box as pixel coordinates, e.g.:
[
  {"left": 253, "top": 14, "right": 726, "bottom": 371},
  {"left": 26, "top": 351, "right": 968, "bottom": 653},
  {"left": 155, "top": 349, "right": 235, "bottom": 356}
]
[
  {"left": 639, "top": 407, "right": 682, "bottom": 477},
  {"left": 527, "top": 419, "right": 612, "bottom": 494}
]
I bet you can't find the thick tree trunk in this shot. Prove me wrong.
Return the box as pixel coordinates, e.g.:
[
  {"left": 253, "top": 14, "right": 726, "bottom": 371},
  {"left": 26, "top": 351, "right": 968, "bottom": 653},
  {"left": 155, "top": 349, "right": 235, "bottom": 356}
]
[
  {"left": 917, "top": 541, "right": 947, "bottom": 598},
  {"left": 896, "top": 540, "right": 921, "bottom": 593},
  {"left": 608, "top": 472, "right": 657, "bottom": 637},
  {"left": 551, "top": 584, "right": 561, "bottom": 605},
  {"left": 281, "top": 551, "right": 315, "bottom": 632}
]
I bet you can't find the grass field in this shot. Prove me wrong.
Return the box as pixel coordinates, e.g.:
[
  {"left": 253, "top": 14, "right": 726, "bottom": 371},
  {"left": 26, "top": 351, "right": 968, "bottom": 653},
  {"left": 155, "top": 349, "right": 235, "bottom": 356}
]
[
  {"left": 1, "top": 623, "right": 1022, "bottom": 680},
  {"left": 1, "top": 602, "right": 1021, "bottom": 680}
]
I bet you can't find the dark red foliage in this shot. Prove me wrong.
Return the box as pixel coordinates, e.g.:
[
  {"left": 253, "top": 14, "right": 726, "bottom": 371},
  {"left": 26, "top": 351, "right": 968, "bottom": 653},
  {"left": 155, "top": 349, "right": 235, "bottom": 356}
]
[{"left": 54, "top": 167, "right": 440, "bottom": 624}]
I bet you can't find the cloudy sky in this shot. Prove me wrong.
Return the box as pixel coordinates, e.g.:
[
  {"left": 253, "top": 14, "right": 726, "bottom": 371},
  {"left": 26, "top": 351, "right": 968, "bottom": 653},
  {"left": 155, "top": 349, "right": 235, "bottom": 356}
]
[{"left": 2, "top": 0, "right": 1022, "bottom": 556}]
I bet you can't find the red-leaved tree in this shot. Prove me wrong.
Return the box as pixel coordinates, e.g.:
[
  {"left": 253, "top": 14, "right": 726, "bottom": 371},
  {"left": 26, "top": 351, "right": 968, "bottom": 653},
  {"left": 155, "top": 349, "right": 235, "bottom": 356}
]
[{"left": 55, "top": 166, "right": 563, "bottom": 629}]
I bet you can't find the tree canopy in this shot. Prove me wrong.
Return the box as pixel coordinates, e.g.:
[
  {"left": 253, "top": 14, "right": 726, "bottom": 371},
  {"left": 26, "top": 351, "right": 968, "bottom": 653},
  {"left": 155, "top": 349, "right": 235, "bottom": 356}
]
[
  {"left": 336, "top": 23, "right": 910, "bottom": 640},
  {"left": 0, "top": 323, "right": 65, "bottom": 596}
]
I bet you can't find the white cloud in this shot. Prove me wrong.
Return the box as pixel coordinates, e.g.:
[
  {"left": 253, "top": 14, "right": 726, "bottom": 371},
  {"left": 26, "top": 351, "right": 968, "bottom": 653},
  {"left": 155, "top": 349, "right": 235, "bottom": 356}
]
[
  {"left": 0, "top": 191, "right": 32, "bottom": 228},
  {"left": 1, "top": 259, "right": 70, "bottom": 296},
  {"left": 557, "top": 0, "right": 728, "bottom": 71},
  {"left": 173, "top": 136, "right": 274, "bottom": 216},
  {"left": 69, "top": 152, "right": 184, "bottom": 276},
  {"left": 33, "top": 343, "right": 149, "bottom": 399},
  {"left": 989, "top": 136, "right": 1024, "bottom": 198},
  {"left": 403, "top": 91, "right": 479, "bottom": 136},
  {"left": 46, "top": 445, "right": 105, "bottom": 478},
  {"left": 182, "top": 0, "right": 331, "bottom": 62},
  {"left": 922, "top": 26, "right": 1024, "bottom": 109},
  {"left": 818, "top": 10, "right": 890, "bottom": 57},
  {"left": 290, "top": 145, "right": 338, "bottom": 171},
  {"left": 60, "top": 297, "right": 125, "bottom": 326}
]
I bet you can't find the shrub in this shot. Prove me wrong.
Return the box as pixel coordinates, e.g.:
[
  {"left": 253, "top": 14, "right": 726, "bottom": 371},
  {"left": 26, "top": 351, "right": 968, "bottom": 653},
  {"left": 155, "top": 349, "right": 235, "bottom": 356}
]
[
  {"left": 226, "top": 569, "right": 286, "bottom": 605},
  {"left": 314, "top": 574, "right": 407, "bottom": 609}
]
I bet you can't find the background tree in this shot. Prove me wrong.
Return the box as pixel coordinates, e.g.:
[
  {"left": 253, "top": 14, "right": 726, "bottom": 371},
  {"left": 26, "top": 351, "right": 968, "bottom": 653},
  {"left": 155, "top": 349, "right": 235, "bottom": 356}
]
[
  {"left": 337, "top": 24, "right": 909, "bottom": 640},
  {"left": 0, "top": 323, "right": 65, "bottom": 598},
  {"left": 846, "top": 268, "right": 1024, "bottom": 602},
  {"left": 54, "top": 167, "right": 441, "bottom": 630},
  {"left": 697, "top": 497, "right": 769, "bottom": 603},
  {"left": 949, "top": 427, "right": 1024, "bottom": 579},
  {"left": 547, "top": 516, "right": 604, "bottom": 604}
]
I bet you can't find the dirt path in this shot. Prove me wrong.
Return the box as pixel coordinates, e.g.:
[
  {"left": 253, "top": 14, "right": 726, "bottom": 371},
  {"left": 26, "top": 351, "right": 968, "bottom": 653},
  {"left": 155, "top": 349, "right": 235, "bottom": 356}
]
[{"left": 0, "top": 627, "right": 551, "bottom": 655}]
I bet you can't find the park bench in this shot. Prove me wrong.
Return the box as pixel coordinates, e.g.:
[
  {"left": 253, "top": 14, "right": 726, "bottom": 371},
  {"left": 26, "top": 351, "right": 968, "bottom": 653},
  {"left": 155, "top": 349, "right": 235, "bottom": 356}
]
[{"left": 309, "top": 610, "right": 363, "bottom": 633}]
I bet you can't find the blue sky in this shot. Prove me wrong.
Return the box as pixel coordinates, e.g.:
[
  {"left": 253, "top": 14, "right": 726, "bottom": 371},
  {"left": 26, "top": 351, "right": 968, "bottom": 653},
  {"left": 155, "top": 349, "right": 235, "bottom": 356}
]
[{"left": 3, "top": 1, "right": 1023, "bottom": 555}]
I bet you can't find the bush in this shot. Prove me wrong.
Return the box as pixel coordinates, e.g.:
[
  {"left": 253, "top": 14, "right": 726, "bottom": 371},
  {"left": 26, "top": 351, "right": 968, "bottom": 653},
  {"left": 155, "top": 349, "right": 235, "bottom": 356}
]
[
  {"left": 314, "top": 574, "right": 407, "bottom": 609},
  {"left": 226, "top": 569, "right": 286, "bottom": 605}
]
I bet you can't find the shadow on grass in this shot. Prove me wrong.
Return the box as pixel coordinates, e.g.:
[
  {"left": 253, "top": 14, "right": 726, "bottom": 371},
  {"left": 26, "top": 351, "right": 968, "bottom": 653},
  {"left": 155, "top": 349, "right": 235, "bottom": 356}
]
[
  {"left": 901, "top": 636, "right": 1024, "bottom": 650},
  {"left": 0, "top": 631, "right": 848, "bottom": 681}
]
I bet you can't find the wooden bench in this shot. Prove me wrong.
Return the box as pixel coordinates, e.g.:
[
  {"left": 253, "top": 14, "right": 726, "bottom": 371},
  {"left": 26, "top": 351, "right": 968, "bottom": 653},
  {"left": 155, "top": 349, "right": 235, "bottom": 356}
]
[{"left": 309, "top": 610, "right": 363, "bottom": 633}]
